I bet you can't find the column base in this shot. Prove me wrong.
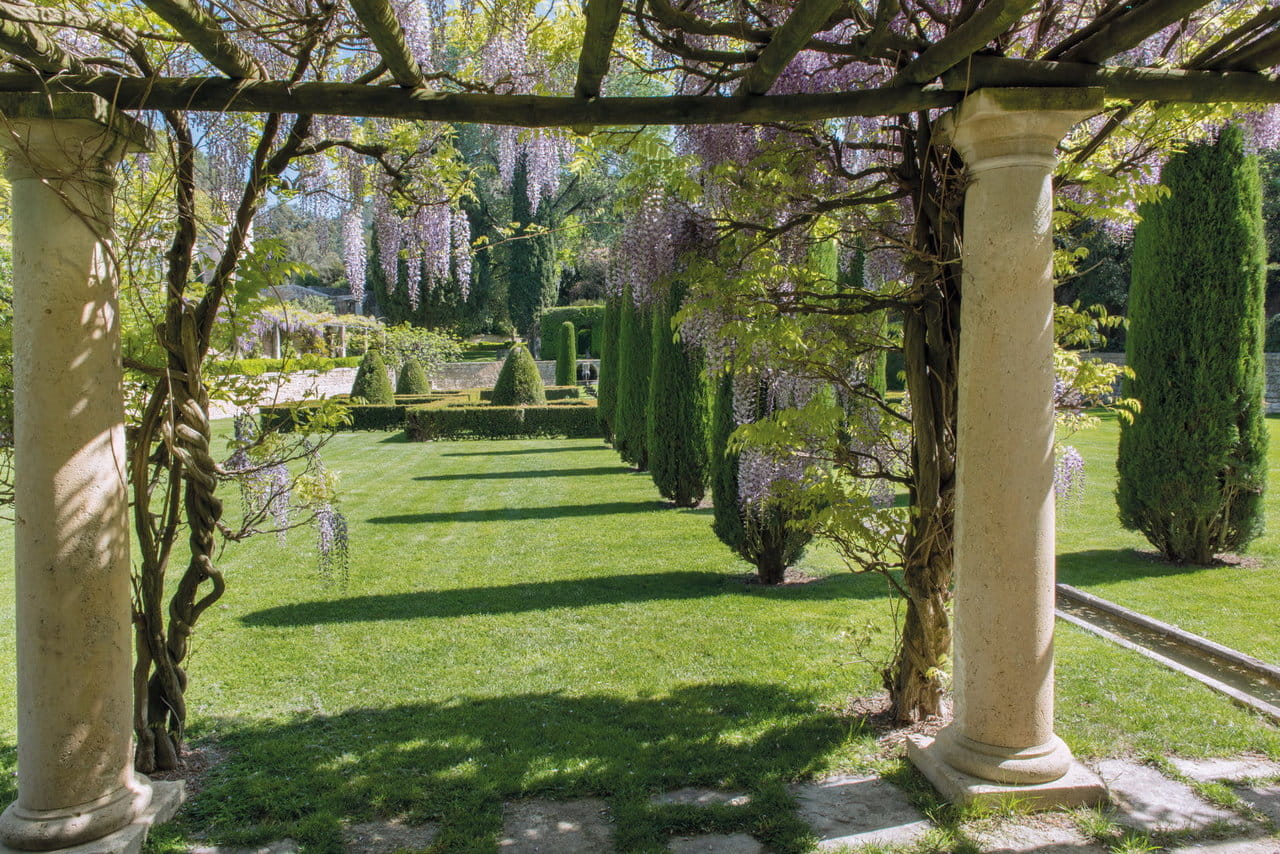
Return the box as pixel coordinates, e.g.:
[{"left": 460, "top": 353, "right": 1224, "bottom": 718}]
[
  {"left": 0, "top": 779, "right": 181, "bottom": 854},
  {"left": 908, "top": 734, "right": 1106, "bottom": 810}
]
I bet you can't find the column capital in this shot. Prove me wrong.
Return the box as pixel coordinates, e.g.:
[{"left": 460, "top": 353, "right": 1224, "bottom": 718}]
[
  {"left": 0, "top": 93, "right": 152, "bottom": 180},
  {"left": 936, "top": 87, "right": 1103, "bottom": 172}
]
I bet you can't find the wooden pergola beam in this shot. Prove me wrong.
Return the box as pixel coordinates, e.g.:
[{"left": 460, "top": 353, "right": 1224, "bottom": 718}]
[
  {"left": 575, "top": 0, "right": 623, "bottom": 99},
  {"left": 1055, "top": 0, "right": 1212, "bottom": 65},
  {"left": 734, "top": 0, "right": 847, "bottom": 96},
  {"left": 347, "top": 0, "right": 423, "bottom": 88},
  {"left": 891, "top": 0, "right": 1036, "bottom": 85},
  {"left": 1213, "top": 27, "right": 1280, "bottom": 73},
  {"left": 139, "top": 0, "right": 259, "bottom": 78},
  {"left": 0, "top": 72, "right": 959, "bottom": 124},
  {"left": 0, "top": 7, "right": 87, "bottom": 76},
  {"left": 942, "top": 55, "right": 1280, "bottom": 103}
]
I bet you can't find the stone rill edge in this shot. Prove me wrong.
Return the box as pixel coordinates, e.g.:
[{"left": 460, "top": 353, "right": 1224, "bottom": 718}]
[
  {"left": 906, "top": 734, "right": 1106, "bottom": 810},
  {"left": 0, "top": 781, "right": 184, "bottom": 854}
]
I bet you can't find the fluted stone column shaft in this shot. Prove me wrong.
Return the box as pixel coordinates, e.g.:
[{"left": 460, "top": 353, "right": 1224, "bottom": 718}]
[
  {"left": 937, "top": 88, "right": 1101, "bottom": 785},
  {"left": 0, "top": 105, "right": 152, "bottom": 850}
]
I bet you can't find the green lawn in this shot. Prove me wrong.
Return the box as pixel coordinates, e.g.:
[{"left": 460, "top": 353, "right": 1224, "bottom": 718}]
[{"left": 0, "top": 425, "right": 1277, "bottom": 852}]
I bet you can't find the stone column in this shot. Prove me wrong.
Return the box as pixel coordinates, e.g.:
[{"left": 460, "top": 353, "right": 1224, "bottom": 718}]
[
  {"left": 338, "top": 324, "right": 348, "bottom": 358},
  {"left": 907, "top": 88, "right": 1105, "bottom": 805},
  {"left": 0, "top": 97, "right": 154, "bottom": 850}
]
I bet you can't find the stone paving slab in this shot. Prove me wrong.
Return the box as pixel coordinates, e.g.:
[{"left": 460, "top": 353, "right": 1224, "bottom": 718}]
[
  {"left": 341, "top": 819, "right": 439, "bottom": 853},
  {"left": 965, "top": 816, "right": 1108, "bottom": 854},
  {"left": 788, "top": 775, "right": 932, "bottom": 850},
  {"left": 653, "top": 788, "right": 752, "bottom": 808},
  {"left": 667, "top": 832, "right": 765, "bottom": 853},
  {"left": 1171, "top": 758, "right": 1280, "bottom": 783},
  {"left": 1235, "top": 785, "right": 1280, "bottom": 824},
  {"left": 1095, "top": 760, "right": 1242, "bottom": 833},
  {"left": 1166, "top": 839, "right": 1280, "bottom": 853},
  {"left": 498, "top": 798, "right": 612, "bottom": 853},
  {"left": 188, "top": 843, "right": 300, "bottom": 854}
]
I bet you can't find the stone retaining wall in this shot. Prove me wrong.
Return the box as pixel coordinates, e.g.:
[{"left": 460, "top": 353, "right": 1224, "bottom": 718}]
[{"left": 1087, "top": 352, "right": 1280, "bottom": 413}]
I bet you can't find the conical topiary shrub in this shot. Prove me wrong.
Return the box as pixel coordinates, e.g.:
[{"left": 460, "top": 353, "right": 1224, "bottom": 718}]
[
  {"left": 491, "top": 343, "right": 546, "bottom": 406},
  {"left": 396, "top": 358, "right": 431, "bottom": 395},
  {"left": 351, "top": 348, "right": 394, "bottom": 404}
]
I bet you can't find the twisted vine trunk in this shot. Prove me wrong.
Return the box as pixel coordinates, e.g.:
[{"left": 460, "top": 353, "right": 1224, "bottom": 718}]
[{"left": 882, "top": 120, "right": 962, "bottom": 723}]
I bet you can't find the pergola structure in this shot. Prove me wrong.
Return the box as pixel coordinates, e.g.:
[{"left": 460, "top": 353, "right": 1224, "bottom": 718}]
[{"left": 0, "top": 1, "right": 1277, "bottom": 851}]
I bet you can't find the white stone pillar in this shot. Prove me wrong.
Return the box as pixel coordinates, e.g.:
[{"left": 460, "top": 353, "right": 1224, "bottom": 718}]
[
  {"left": 0, "top": 97, "right": 154, "bottom": 850},
  {"left": 908, "top": 88, "right": 1105, "bottom": 805}
]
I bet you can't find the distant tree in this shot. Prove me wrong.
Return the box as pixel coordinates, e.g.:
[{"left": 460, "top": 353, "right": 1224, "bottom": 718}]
[
  {"left": 598, "top": 294, "right": 621, "bottom": 443},
  {"left": 614, "top": 286, "right": 651, "bottom": 469},
  {"left": 555, "top": 320, "right": 577, "bottom": 385},
  {"left": 396, "top": 358, "right": 431, "bottom": 395},
  {"left": 1118, "top": 125, "right": 1268, "bottom": 564},
  {"left": 647, "top": 281, "right": 710, "bottom": 506},
  {"left": 351, "top": 349, "right": 394, "bottom": 404},
  {"left": 491, "top": 343, "right": 546, "bottom": 406}
]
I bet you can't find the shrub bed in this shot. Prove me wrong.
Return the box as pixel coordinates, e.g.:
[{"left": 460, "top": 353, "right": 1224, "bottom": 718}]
[{"left": 405, "top": 400, "right": 600, "bottom": 441}]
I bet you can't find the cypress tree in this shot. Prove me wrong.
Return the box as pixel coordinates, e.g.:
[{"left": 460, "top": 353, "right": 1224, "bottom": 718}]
[
  {"left": 508, "top": 155, "right": 558, "bottom": 335},
  {"left": 597, "top": 294, "right": 621, "bottom": 443},
  {"left": 1117, "top": 124, "right": 1268, "bottom": 563},
  {"left": 556, "top": 320, "right": 577, "bottom": 385},
  {"left": 614, "top": 285, "right": 652, "bottom": 470},
  {"left": 396, "top": 358, "right": 431, "bottom": 395},
  {"left": 491, "top": 343, "right": 546, "bottom": 406},
  {"left": 647, "top": 281, "right": 710, "bottom": 506},
  {"left": 351, "top": 349, "right": 394, "bottom": 404},
  {"left": 709, "top": 371, "right": 813, "bottom": 584}
]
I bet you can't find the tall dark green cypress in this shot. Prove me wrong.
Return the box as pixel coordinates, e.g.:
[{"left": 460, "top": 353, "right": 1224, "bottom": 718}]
[
  {"left": 709, "top": 370, "right": 813, "bottom": 584},
  {"left": 647, "top": 281, "right": 710, "bottom": 506},
  {"left": 508, "top": 155, "right": 558, "bottom": 335},
  {"left": 614, "top": 285, "right": 652, "bottom": 470},
  {"left": 556, "top": 321, "right": 577, "bottom": 385},
  {"left": 597, "top": 294, "right": 621, "bottom": 443},
  {"left": 1117, "top": 124, "right": 1268, "bottom": 563}
]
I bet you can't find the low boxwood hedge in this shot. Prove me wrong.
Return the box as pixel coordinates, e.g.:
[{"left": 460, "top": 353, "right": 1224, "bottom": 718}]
[
  {"left": 405, "top": 400, "right": 600, "bottom": 441},
  {"left": 211, "top": 356, "right": 362, "bottom": 376},
  {"left": 260, "top": 389, "right": 492, "bottom": 433},
  {"left": 479, "top": 385, "right": 582, "bottom": 402}
]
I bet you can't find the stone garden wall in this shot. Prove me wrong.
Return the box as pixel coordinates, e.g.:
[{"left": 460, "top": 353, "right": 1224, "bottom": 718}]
[{"left": 1087, "top": 352, "right": 1280, "bottom": 413}]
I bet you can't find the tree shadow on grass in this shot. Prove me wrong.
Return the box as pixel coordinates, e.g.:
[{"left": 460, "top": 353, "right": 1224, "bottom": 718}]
[
  {"left": 241, "top": 569, "right": 884, "bottom": 627},
  {"left": 176, "top": 683, "right": 861, "bottom": 853},
  {"left": 368, "top": 500, "right": 669, "bottom": 524},
  {"left": 440, "top": 445, "right": 597, "bottom": 457},
  {"left": 414, "top": 465, "right": 627, "bottom": 482},
  {"left": 1057, "top": 548, "right": 1216, "bottom": 587},
  {"left": 0, "top": 744, "right": 13, "bottom": 804}
]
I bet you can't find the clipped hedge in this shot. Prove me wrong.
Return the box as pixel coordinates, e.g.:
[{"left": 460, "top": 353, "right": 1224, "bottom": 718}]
[
  {"left": 210, "top": 356, "right": 362, "bottom": 376},
  {"left": 539, "top": 305, "right": 604, "bottom": 361},
  {"left": 479, "top": 385, "right": 582, "bottom": 402},
  {"left": 260, "top": 390, "right": 485, "bottom": 432},
  {"left": 405, "top": 400, "right": 600, "bottom": 441}
]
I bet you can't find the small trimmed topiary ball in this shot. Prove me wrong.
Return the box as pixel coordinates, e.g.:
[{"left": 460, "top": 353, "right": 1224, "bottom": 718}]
[
  {"left": 351, "top": 348, "right": 394, "bottom": 404},
  {"left": 396, "top": 358, "right": 431, "bottom": 395},
  {"left": 491, "top": 343, "right": 546, "bottom": 406}
]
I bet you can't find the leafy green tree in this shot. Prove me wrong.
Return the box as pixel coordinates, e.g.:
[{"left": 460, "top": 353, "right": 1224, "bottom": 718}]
[
  {"left": 614, "top": 286, "right": 651, "bottom": 469},
  {"left": 597, "top": 294, "right": 621, "bottom": 443},
  {"left": 556, "top": 320, "right": 577, "bottom": 385},
  {"left": 351, "top": 349, "right": 395, "bottom": 404},
  {"left": 647, "top": 281, "right": 710, "bottom": 506},
  {"left": 508, "top": 155, "right": 558, "bottom": 335},
  {"left": 396, "top": 358, "right": 431, "bottom": 395},
  {"left": 491, "top": 343, "right": 546, "bottom": 406},
  {"left": 1118, "top": 125, "right": 1268, "bottom": 563}
]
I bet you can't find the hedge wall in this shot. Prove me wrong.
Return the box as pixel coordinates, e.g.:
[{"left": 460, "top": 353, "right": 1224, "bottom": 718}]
[
  {"left": 539, "top": 305, "right": 604, "bottom": 361},
  {"left": 405, "top": 400, "right": 600, "bottom": 440},
  {"left": 260, "top": 390, "right": 482, "bottom": 432},
  {"left": 211, "top": 356, "right": 363, "bottom": 376}
]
